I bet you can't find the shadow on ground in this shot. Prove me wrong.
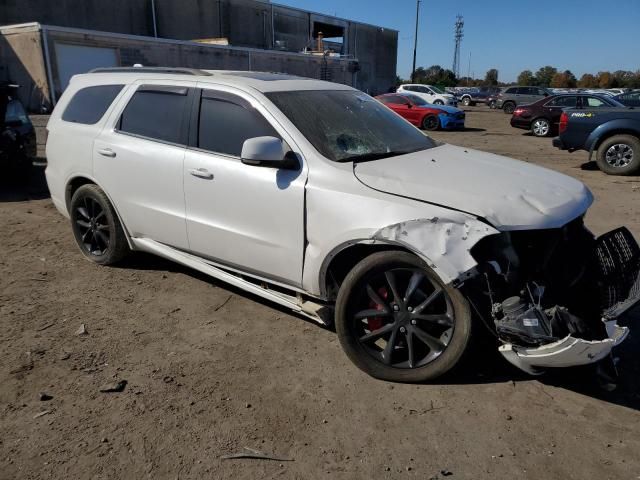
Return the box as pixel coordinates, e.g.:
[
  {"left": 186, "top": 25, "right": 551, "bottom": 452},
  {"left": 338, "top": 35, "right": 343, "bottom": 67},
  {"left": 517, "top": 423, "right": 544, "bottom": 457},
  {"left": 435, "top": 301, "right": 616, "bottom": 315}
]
[{"left": 0, "top": 161, "right": 50, "bottom": 202}]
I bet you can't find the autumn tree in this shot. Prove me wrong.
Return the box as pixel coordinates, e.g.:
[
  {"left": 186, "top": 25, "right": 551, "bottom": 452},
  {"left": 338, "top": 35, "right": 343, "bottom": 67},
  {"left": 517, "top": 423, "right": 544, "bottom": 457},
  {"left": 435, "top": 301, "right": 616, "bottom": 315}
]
[
  {"left": 597, "top": 71, "right": 613, "bottom": 88},
  {"left": 550, "top": 70, "right": 577, "bottom": 88},
  {"left": 577, "top": 73, "right": 598, "bottom": 88}
]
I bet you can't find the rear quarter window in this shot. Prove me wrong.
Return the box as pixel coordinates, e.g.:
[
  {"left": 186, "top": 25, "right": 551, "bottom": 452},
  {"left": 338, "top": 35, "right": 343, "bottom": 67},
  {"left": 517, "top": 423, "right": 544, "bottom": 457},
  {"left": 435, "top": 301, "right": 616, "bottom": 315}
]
[{"left": 62, "top": 84, "right": 124, "bottom": 124}]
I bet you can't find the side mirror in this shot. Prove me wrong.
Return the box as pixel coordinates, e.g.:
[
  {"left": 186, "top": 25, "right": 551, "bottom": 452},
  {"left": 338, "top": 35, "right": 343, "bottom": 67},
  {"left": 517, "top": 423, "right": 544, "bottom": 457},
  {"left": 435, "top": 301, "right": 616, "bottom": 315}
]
[
  {"left": 406, "top": 103, "right": 413, "bottom": 108},
  {"left": 241, "top": 136, "right": 298, "bottom": 169}
]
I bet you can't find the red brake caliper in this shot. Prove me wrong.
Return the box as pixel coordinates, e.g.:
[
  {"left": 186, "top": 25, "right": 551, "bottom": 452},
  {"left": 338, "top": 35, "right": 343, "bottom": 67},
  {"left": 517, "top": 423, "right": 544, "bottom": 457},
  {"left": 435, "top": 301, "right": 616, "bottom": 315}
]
[{"left": 367, "top": 287, "right": 388, "bottom": 332}]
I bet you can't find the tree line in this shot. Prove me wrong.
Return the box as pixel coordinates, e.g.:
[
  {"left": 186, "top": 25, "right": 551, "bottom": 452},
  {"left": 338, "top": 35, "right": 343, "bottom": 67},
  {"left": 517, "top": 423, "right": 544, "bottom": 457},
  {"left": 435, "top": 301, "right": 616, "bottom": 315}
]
[{"left": 399, "top": 65, "right": 640, "bottom": 89}]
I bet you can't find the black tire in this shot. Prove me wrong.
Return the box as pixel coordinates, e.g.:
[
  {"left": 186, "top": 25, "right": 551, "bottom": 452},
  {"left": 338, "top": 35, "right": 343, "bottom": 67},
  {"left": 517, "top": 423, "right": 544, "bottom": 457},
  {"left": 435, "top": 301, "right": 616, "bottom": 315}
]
[
  {"left": 488, "top": 100, "right": 497, "bottom": 109},
  {"left": 596, "top": 135, "right": 640, "bottom": 176},
  {"left": 433, "top": 100, "right": 444, "bottom": 105},
  {"left": 531, "top": 117, "right": 551, "bottom": 137},
  {"left": 335, "top": 251, "right": 473, "bottom": 383},
  {"left": 70, "top": 184, "right": 129, "bottom": 265},
  {"left": 461, "top": 96, "right": 471, "bottom": 107},
  {"left": 422, "top": 114, "right": 440, "bottom": 131},
  {"left": 503, "top": 102, "right": 516, "bottom": 114}
]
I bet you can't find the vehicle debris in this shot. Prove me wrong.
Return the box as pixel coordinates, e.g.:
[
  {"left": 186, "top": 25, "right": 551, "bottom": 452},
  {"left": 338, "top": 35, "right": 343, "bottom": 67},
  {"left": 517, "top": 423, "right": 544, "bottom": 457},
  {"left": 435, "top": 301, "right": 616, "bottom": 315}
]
[
  {"left": 99, "top": 380, "right": 127, "bottom": 393},
  {"left": 33, "top": 410, "right": 52, "bottom": 419},
  {"left": 221, "top": 447, "right": 293, "bottom": 462},
  {"left": 75, "top": 324, "right": 88, "bottom": 335}
]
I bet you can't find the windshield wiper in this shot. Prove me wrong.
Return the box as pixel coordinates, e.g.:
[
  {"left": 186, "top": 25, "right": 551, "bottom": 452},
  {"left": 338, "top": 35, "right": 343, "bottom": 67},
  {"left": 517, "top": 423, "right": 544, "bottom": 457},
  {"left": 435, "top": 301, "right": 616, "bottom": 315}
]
[{"left": 339, "top": 150, "right": 415, "bottom": 163}]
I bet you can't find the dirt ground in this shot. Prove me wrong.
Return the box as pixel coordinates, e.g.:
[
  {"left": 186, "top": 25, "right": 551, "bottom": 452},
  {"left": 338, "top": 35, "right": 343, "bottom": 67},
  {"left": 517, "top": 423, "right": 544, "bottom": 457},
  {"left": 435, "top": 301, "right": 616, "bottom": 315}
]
[{"left": 1, "top": 107, "right": 640, "bottom": 480}]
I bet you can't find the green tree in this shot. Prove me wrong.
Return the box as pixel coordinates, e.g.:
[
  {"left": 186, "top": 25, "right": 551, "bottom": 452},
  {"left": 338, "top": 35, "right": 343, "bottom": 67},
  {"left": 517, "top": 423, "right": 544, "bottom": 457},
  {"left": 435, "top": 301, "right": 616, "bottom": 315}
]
[
  {"left": 517, "top": 70, "right": 536, "bottom": 85},
  {"left": 484, "top": 68, "right": 499, "bottom": 86},
  {"left": 534, "top": 66, "right": 558, "bottom": 87}
]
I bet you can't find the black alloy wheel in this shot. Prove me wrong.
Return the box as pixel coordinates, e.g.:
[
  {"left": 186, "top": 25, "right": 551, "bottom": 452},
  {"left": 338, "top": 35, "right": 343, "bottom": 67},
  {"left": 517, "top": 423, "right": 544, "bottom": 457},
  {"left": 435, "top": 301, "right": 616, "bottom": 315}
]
[
  {"left": 336, "top": 251, "right": 472, "bottom": 382},
  {"left": 70, "top": 184, "right": 129, "bottom": 264}
]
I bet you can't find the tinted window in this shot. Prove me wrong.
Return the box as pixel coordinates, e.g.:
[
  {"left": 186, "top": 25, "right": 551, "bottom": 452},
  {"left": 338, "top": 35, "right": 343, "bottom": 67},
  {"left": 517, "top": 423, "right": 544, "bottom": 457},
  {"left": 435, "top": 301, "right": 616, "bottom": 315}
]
[
  {"left": 62, "top": 84, "right": 124, "bottom": 124},
  {"left": 198, "top": 94, "right": 279, "bottom": 157},
  {"left": 585, "top": 97, "right": 608, "bottom": 107},
  {"left": 548, "top": 96, "right": 577, "bottom": 107},
  {"left": 505, "top": 87, "right": 517, "bottom": 94},
  {"left": 119, "top": 87, "right": 188, "bottom": 144},
  {"left": 536, "top": 88, "right": 548, "bottom": 96},
  {"left": 402, "top": 86, "right": 415, "bottom": 91}
]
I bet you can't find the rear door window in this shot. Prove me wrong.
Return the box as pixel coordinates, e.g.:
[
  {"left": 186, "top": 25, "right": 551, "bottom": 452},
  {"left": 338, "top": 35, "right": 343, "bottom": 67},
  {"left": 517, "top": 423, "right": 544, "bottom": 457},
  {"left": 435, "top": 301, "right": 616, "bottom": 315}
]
[
  {"left": 197, "top": 90, "right": 279, "bottom": 157},
  {"left": 547, "top": 96, "right": 577, "bottom": 107},
  {"left": 5, "top": 99, "right": 30, "bottom": 125},
  {"left": 118, "top": 85, "right": 190, "bottom": 144},
  {"left": 62, "top": 84, "right": 124, "bottom": 124},
  {"left": 584, "top": 97, "right": 608, "bottom": 108}
]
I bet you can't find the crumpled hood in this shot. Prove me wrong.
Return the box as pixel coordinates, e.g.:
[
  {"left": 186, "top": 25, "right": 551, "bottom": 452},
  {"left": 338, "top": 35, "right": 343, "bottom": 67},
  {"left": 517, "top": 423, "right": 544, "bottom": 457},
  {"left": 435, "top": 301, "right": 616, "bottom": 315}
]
[{"left": 353, "top": 144, "right": 593, "bottom": 230}]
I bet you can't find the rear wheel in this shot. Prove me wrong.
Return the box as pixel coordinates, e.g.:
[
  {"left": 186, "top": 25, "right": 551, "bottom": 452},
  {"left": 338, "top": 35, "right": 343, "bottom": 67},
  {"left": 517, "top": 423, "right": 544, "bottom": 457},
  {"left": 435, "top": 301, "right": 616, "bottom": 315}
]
[
  {"left": 433, "top": 99, "right": 444, "bottom": 105},
  {"left": 503, "top": 102, "right": 516, "bottom": 114},
  {"left": 422, "top": 114, "right": 439, "bottom": 131},
  {"left": 461, "top": 96, "right": 471, "bottom": 107},
  {"left": 531, "top": 118, "right": 551, "bottom": 137},
  {"left": 70, "top": 184, "right": 129, "bottom": 265},
  {"left": 596, "top": 135, "right": 640, "bottom": 175},
  {"left": 335, "top": 251, "right": 473, "bottom": 382}
]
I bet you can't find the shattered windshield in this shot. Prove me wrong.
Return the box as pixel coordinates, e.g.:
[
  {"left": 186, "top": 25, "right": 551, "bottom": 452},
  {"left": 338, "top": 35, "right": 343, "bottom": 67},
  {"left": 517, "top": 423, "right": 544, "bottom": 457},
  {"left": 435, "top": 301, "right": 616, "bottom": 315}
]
[{"left": 266, "top": 90, "right": 435, "bottom": 162}]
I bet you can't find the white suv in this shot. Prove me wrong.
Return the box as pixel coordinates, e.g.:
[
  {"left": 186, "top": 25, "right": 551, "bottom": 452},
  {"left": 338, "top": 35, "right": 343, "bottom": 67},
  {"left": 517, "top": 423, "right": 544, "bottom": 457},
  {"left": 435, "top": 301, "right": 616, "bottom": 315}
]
[
  {"left": 397, "top": 84, "right": 458, "bottom": 106},
  {"left": 46, "top": 67, "right": 637, "bottom": 382}
]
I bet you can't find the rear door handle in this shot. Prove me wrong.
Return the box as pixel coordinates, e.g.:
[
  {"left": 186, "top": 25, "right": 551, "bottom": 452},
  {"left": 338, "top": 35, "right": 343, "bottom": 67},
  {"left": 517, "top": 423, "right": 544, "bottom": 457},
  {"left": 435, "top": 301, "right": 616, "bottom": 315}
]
[
  {"left": 97, "top": 148, "right": 116, "bottom": 158},
  {"left": 189, "top": 168, "right": 214, "bottom": 180}
]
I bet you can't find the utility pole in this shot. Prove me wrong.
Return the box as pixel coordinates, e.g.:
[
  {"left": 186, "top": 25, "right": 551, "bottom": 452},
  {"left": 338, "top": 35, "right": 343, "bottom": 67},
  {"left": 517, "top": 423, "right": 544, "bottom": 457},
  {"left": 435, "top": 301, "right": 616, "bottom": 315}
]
[
  {"left": 452, "top": 15, "right": 464, "bottom": 79},
  {"left": 466, "top": 51, "right": 471, "bottom": 85},
  {"left": 411, "top": 0, "right": 420, "bottom": 83}
]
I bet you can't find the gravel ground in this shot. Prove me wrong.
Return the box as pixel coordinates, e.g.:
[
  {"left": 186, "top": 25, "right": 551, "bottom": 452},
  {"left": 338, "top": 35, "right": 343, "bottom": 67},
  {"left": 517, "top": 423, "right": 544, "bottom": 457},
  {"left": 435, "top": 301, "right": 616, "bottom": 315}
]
[{"left": 1, "top": 107, "right": 639, "bottom": 480}]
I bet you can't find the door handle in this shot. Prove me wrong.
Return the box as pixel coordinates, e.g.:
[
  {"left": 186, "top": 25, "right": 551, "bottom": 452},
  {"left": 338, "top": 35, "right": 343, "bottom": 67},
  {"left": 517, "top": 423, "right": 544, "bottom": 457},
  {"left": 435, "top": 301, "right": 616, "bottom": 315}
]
[
  {"left": 189, "top": 168, "right": 214, "bottom": 180},
  {"left": 97, "top": 148, "right": 116, "bottom": 158}
]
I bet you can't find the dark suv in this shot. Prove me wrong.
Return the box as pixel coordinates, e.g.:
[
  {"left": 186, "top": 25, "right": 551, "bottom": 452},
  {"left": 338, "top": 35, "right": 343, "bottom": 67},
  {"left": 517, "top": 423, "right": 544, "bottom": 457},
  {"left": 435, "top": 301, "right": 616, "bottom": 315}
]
[
  {"left": 1, "top": 84, "right": 36, "bottom": 175},
  {"left": 496, "top": 86, "right": 552, "bottom": 114}
]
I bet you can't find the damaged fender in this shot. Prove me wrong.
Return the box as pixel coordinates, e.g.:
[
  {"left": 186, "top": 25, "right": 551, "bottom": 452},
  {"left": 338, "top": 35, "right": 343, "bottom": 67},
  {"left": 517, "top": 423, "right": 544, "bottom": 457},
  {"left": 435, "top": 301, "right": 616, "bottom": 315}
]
[{"left": 372, "top": 216, "right": 498, "bottom": 284}]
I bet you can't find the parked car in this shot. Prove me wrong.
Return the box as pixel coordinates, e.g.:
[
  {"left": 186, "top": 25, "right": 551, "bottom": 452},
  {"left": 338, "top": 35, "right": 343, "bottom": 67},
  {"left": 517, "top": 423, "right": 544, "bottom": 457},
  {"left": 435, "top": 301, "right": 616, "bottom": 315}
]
[
  {"left": 496, "top": 86, "right": 553, "bottom": 114},
  {"left": 553, "top": 107, "right": 640, "bottom": 175},
  {"left": 375, "top": 93, "right": 442, "bottom": 130},
  {"left": 1, "top": 83, "right": 36, "bottom": 175},
  {"left": 377, "top": 93, "right": 465, "bottom": 130},
  {"left": 510, "top": 94, "right": 624, "bottom": 137},
  {"left": 614, "top": 90, "right": 640, "bottom": 107},
  {"left": 397, "top": 84, "right": 458, "bottom": 106},
  {"left": 458, "top": 86, "right": 501, "bottom": 106},
  {"left": 486, "top": 89, "right": 503, "bottom": 109},
  {"left": 46, "top": 67, "right": 638, "bottom": 383}
]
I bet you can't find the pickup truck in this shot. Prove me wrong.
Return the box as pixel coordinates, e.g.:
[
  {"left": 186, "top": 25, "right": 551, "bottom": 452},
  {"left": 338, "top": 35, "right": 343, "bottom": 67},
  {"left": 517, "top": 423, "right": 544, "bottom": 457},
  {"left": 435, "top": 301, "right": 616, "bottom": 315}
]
[
  {"left": 458, "top": 86, "right": 500, "bottom": 107},
  {"left": 553, "top": 108, "right": 640, "bottom": 175}
]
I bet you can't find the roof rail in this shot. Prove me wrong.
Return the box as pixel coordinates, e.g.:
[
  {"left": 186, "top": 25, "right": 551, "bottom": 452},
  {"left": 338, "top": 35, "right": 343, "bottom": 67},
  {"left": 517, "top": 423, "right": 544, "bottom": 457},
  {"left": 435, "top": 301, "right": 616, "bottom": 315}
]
[{"left": 89, "top": 67, "right": 213, "bottom": 76}]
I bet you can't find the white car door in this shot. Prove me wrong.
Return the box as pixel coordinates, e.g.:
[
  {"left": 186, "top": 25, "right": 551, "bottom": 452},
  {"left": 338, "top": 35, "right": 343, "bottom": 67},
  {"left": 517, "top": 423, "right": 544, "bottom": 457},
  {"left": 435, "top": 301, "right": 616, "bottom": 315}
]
[
  {"left": 93, "top": 80, "right": 195, "bottom": 249},
  {"left": 182, "top": 85, "right": 307, "bottom": 286}
]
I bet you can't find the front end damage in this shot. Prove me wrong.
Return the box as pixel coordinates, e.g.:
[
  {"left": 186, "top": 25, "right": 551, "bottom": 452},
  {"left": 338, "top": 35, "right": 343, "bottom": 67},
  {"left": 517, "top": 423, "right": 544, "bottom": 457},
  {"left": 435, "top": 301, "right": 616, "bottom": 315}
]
[{"left": 464, "top": 219, "right": 640, "bottom": 375}]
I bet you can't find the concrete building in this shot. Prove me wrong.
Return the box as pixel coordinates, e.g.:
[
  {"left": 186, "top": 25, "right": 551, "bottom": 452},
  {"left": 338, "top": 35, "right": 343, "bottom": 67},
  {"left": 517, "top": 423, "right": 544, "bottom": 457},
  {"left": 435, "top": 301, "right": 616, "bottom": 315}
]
[{"left": 0, "top": 0, "right": 398, "bottom": 112}]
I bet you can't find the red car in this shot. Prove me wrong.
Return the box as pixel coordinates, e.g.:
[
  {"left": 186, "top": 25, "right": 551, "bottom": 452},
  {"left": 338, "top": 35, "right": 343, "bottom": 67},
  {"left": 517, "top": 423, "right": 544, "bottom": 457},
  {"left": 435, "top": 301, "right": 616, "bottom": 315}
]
[{"left": 375, "top": 93, "right": 443, "bottom": 130}]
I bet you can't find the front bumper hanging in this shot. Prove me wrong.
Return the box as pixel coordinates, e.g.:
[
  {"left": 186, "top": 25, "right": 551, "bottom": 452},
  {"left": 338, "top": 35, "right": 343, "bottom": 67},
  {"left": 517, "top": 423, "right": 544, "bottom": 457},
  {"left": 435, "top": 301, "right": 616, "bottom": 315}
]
[{"left": 498, "top": 227, "right": 640, "bottom": 374}]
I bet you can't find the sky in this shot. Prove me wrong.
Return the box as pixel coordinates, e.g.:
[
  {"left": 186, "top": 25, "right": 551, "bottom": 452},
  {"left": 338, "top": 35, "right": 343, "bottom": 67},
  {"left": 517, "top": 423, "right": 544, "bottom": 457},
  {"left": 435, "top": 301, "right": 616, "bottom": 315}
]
[{"left": 275, "top": 0, "right": 640, "bottom": 82}]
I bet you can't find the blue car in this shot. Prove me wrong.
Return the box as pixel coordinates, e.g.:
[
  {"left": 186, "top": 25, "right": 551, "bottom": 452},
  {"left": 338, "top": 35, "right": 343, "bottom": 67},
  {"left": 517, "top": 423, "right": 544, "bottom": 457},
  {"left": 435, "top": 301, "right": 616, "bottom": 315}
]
[{"left": 431, "top": 104, "right": 466, "bottom": 130}]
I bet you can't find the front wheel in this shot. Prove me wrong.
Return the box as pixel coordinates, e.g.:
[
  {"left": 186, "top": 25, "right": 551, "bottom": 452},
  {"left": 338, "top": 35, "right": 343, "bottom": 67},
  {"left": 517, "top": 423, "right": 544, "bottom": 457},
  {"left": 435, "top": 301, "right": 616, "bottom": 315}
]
[
  {"left": 596, "top": 134, "right": 640, "bottom": 175},
  {"left": 335, "top": 251, "right": 473, "bottom": 382},
  {"left": 461, "top": 97, "right": 471, "bottom": 107},
  {"left": 433, "top": 100, "right": 444, "bottom": 105},
  {"left": 503, "top": 102, "right": 515, "bottom": 114},
  {"left": 422, "top": 114, "right": 439, "bottom": 131}
]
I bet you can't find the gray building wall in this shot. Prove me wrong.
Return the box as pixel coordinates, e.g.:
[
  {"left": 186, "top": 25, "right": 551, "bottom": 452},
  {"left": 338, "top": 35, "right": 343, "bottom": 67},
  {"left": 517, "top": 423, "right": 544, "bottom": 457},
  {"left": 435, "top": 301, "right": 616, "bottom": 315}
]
[
  {"left": 0, "top": 25, "right": 51, "bottom": 111},
  {"left": 1, "top": 0, "right": 397, "bottom": 96}
]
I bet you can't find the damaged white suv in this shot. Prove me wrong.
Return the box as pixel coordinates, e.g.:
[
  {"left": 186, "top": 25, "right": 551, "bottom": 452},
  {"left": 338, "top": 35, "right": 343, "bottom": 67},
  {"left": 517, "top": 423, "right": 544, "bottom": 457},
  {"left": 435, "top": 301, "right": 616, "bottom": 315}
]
[{"left": 46, "top": 68, "right": 639, "bottom": 382}]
